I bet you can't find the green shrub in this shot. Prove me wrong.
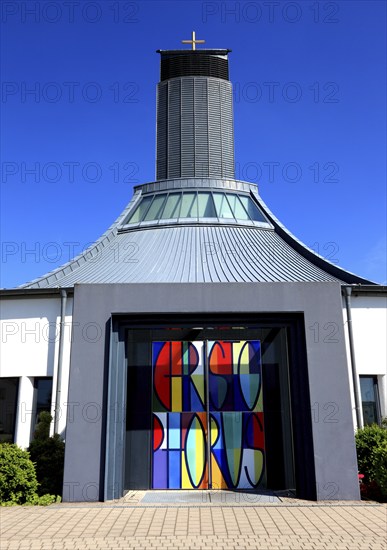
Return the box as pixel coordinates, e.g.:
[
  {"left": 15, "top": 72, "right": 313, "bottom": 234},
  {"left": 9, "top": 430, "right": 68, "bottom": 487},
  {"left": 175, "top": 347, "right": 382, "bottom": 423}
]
[
  {"left": 28, "top": 412, "right": 65, "bottom": 497},
  {"left": 372, "top": 440, "right": 387, "bottom": 498},
  {"left": 355, "top": 424, "right": 387, "bottom": 483},
  {"left": 356, "top": 423, "right": 387, "bottom": 502},
  {"left": 27, "top": 494, "right": 61, "bottom": 506},
  {"left": 32, "top": 410, "right": 51, "bottom": 440},
  {"left": 0, "top": 444, "right": 38, "bottom": 505}
]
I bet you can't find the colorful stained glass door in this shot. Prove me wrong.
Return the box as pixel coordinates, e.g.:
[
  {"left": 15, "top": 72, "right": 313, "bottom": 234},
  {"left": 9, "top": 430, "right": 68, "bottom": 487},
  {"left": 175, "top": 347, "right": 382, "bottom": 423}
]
[
  {"left": 152, "top": 341, "right": 208, "bottom": 489},
  {"left": 152, "top": 340, "right": 265, "bottom": 489}
]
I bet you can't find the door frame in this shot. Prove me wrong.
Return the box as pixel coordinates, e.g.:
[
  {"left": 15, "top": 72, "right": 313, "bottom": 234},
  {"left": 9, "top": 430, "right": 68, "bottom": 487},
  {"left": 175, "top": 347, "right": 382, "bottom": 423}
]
[{"left": 105, "top": 313, "right": 316, "bottom": 500}]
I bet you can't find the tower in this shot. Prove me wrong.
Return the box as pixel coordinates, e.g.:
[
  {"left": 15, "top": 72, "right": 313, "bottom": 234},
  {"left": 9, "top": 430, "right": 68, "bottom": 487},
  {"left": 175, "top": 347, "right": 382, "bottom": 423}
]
[{"left": 156, "top": 47, "right": 234, "bottom": 179}]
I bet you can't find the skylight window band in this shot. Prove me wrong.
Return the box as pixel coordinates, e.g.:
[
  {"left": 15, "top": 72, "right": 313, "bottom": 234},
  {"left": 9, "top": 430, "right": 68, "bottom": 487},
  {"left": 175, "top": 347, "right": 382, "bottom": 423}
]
[{"left": 125, "top": 190, "right": 269, "bottom": 227}]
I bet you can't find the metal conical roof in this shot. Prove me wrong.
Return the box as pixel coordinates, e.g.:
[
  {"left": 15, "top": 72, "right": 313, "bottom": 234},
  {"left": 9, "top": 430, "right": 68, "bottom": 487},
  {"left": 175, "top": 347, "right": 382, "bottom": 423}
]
[{"left": 19, "top": 179, "right": 374, "bottom": 289}]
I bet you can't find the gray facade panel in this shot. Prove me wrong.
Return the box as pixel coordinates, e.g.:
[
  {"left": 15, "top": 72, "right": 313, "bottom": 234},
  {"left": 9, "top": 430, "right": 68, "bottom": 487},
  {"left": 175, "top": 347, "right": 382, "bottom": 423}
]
[{"left": 63, "top": 282, "right": 359, "bottom": 502}]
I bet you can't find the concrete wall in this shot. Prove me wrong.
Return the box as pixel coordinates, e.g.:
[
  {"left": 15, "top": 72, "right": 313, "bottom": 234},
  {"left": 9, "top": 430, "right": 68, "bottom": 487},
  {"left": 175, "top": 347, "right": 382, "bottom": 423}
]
[
  {"left": 0, "top": 295, "right": 73, "bottom": 447},
  {"left": 63, "top": 282, "right": 360, "bottom": 502}
]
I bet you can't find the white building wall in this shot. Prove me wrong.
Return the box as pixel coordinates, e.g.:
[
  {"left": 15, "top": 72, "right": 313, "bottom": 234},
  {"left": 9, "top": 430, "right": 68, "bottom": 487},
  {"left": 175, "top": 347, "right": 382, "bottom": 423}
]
[
  {"left": 342, "top": 293, "right": 387, "bottom": 426},
  {"left": 13, "top": 376, "right": 34, "bottom": 448},
  {"left": 0, "top": 295, "right": 73, "bottom": 448}
]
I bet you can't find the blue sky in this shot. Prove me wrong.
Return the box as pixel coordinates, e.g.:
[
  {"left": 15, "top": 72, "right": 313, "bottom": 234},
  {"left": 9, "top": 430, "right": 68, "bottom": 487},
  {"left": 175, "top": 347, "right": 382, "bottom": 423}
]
[{"left": 1, "top": 0, "right": 386, "bottom": 287}]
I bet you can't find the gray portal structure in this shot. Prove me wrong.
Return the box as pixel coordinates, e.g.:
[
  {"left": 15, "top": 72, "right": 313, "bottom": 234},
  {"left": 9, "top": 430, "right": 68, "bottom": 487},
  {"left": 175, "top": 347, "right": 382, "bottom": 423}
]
[
  {"left": 18, "top": 42, "right": 376, "bottom": 502},
  {"left": 64, "top": 283, "right": 359, "bottom": 502}
]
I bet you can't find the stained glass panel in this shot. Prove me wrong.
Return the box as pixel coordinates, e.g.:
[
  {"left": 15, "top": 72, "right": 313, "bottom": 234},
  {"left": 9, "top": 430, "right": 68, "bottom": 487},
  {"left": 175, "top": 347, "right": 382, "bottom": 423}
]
[{"left": 151, "top": 340, "right": 265, "bottom": 490}]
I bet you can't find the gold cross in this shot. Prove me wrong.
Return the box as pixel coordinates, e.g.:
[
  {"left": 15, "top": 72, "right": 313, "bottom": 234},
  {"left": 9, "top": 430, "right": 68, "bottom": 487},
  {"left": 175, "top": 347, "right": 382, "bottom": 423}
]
[{"left": 181, "top": 31, "right": 205, "bottom": 51}]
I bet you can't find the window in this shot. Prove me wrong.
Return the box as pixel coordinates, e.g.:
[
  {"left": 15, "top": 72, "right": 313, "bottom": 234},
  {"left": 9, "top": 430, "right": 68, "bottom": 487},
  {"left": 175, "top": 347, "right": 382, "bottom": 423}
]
[
  {"left": 160, "top": 193, "right": 181, "bottom": 219},
  {"left": 126, "top": 196, "right": 153, "bottom": 223},
  {"left": 34, "top": 378, "right": 53, "bottom": 424},
  {"left": 143, "top": 195, "right": 167, "bottom": 221},
  {"left": 226, "top": 194, "right": 249, "bottom": 220},
  {"left": 360, "top": 376, "right": 381, "bottom": 426},
  {"left": 124, "top": 191, "right": 269, "bottom": 225},
  {"left": 0, "top": 378, "right": 19, "bottom": 443},
  {"left": 179, "top": 192, "right": 198, "bottom": 218},
  {"left": 213, "top": 192, "right": 233, "bottom": 218},
  {"left": 197, "top": 193, "right": 216, "bottom": 218},
  {"left": 238, "top": 195, "right": 267, "bottom": 222}
]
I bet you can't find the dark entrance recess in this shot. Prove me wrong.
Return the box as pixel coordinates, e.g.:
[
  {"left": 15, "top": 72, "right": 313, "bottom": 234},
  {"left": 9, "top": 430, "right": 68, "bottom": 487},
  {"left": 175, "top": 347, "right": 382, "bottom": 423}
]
[
  {"left": 0, "top": 378, "right": 19, "bottom": 443},
  {"left": 125, "top": 331, "right": 152, "bottom": 490},
  {"left": 108, "top": 313, "right": 316, "bottom": 501}
]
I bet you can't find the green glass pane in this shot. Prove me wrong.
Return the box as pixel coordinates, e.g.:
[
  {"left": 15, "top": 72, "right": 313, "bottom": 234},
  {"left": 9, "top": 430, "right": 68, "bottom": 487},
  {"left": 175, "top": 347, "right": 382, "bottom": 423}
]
[
  {"left": 198, "top": 193, "right": 217, "bottom": 218},
  {"left": 143, "top": 194, "right": 167, "bottom": 221},
  {"left": 213, "top": 193, "right": 233, "bottom": 219},
  {"left": 180, "top": 193, "right": 198, "bottom": 218},
  {"left": 228, "top": 194, "right": 249, "bottom": 220},
  {"left": 127, "top": 196, "right": 153, "bottom": 223},
  {"left": 238, "top": 195, "right": 267, "bottom": 222},
  {"left": 160, "top": 194, "right": 182, "bottom": 219}
]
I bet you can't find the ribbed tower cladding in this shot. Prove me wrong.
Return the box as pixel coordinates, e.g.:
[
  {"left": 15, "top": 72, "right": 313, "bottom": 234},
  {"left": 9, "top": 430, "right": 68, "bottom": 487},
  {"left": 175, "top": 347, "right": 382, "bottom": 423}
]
[{"left": 156, "top": 49, "right": 235, "bottom": 180}]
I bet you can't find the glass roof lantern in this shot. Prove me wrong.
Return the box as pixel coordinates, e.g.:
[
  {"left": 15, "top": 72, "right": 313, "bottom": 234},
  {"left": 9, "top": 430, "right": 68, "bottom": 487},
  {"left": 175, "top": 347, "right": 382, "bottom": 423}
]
[{"left": 122, "top": 190, "right": 269, "bottom": 228}]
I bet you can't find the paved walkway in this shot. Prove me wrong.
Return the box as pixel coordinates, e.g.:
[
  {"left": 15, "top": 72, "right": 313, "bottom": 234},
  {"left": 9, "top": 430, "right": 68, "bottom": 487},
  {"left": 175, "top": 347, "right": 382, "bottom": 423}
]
[{"left": 1, "top": 493, "right": 386, "bottom": 549}]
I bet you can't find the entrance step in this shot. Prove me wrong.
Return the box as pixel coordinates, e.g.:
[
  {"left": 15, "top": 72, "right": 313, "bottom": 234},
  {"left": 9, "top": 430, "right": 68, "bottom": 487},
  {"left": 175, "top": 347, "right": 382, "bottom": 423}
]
[{"left": 139, "top": 490, "right": 280, "bottom": 505}]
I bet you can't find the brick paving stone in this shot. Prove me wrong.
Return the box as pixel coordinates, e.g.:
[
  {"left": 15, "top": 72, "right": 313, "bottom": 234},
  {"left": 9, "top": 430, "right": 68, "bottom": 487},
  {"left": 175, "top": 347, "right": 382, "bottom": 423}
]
[{"left": 0, "top": 502, "right": 386, "bottom": 550}]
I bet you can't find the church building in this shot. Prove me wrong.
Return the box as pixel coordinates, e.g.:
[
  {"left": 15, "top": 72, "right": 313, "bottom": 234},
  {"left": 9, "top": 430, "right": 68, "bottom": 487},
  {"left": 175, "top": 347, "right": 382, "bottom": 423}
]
[{"left": 1, "top": 35, "right": 386, "bottom": 502}]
